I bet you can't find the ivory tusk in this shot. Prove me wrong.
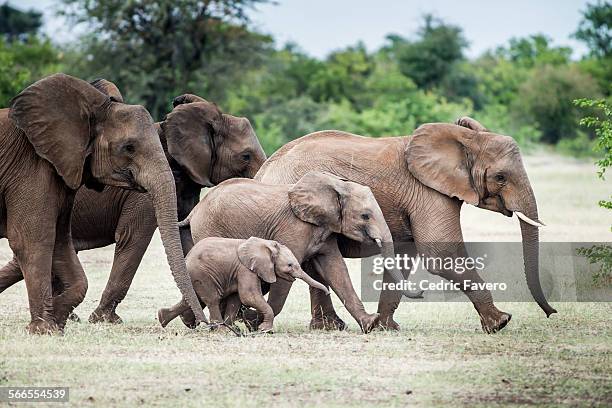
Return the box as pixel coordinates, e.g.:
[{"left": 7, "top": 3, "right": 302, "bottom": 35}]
[
  {"left": 374, "top": 238, "right": 382, "bottom": 248},
  {"left": 515, "top": 211, "right": 545, "bottom": 228}
]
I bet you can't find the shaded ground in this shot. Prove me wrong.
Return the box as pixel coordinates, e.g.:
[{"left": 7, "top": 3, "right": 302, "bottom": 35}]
[{"left": 0, "top": 153, "right": 610, "bottom": 407}]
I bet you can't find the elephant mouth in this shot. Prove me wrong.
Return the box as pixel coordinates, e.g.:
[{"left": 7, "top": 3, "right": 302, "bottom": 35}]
[
  {"left": 111, "top": 169, "right": 147, "bottom": 193},
  {"left": 480, "top": 195, "right": 513, "bottom": 217}
]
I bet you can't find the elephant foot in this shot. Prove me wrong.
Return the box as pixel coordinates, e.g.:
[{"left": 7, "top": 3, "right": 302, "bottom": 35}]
[
  {"left": 27, "top": 320, "right": 60, "bottom": 335},
  {"left": 309, "top": 313, "right": 346, "bottom": 331},
  {"left": 258, "top": 322, "right": 274, "bottom": 333},
  {"left": 358, "top": 313, "right": 380, "bottom": 334},
  {"left": 89, "top": 309, "right": 123, "bottom": 324},
  {"left": 377, "top": 314, "right": 401, "bottom": 331},
  {"left": 479, "top": 310, "right": 512, "bottom": 334},
  {"left": 68, "top": 312, "right": 81, "bottom": 322},
  {"left": 179, "top": 310, "right": 198, "bottom": 329},
  {"left": 157, "top": 308, "right": 173, "bottom": 328}
]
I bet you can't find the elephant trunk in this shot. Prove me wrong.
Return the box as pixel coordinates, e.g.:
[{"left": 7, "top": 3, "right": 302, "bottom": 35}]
[
  {"left": 373, "top": 225, "right": 423, "bottom": 299},
  {"left": 293, "top": 268, "right": 330, "bottom": 295},
  {"left": 515, "top": 188, "right": 557, "bottom": 317},
  {"left": 141, "top": 169, "right": 206, "bottom": 324}
]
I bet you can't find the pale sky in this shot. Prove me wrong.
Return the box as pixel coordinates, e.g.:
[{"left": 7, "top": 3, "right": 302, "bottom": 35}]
[{"left": 16, "top": 0, "right": 591, "bottom": 59}]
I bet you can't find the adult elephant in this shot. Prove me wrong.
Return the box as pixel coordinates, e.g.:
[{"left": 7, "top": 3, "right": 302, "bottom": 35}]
[
  {"left": 255, "top": 117, "right": 555, "bottom": 333},
  {"left": 178, "top": 172, "right": 420, "bottom": 333},
  {"left": 0, "top": 90, "right": 266, "bottom": 324},
  {"left": 0, "top": 73, "right": 204, "bottom": 334}
]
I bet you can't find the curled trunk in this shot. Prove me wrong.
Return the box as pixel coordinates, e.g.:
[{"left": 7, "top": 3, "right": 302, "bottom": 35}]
[
  {"left": 143, "top": 169, "right": 206, "bottom": 324},
  {"left": 294, "top": 269, "right": 330, "bottom": 294}
]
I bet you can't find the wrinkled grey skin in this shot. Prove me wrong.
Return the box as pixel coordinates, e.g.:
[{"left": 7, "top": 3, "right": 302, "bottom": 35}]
[
  {"left": 178, "top": 171, "right": 409, "bottom": 333},
  {"left": 255, "top": 117, "right": 553, "bottom": 333},
  {"left": 157, "top": 237, "right": 330, "bottom": 333},
  {"left": 0, "top": 91, "right": 266, "bottom": 324},
  {"left": 0, "top": 74, "right": 204, "bottom": 333}
]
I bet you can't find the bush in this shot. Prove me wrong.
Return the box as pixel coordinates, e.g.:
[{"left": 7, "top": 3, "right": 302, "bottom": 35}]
[
  {"left": 574, "top": 98, "right": 612, "bottom": 285},
  {"left": 0, "top": 36, "right": 60, "bottom": 107},
  {"left": 516, "top": 65, "right": 600, "bottom": 144}
]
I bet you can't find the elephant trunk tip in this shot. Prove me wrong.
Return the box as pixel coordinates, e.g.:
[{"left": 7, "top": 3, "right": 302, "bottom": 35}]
[{"left": 544, "top": 306, "right": 558, "bottom": 318}]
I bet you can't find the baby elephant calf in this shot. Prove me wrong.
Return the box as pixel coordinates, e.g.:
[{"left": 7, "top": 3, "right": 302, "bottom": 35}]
[{"left": 158, "top": 237, "right": 329, "bottom": 332}]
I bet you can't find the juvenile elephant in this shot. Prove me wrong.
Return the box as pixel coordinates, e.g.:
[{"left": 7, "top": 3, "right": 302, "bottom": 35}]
[
  {"left": 0, "top": 74, "right": 204, "bottom": 333},
  {"left": 178, "top": 171, "right": 418, "bottom": 333},
  {"left": 255, "top": 118, "right": 555, "bottom": 333},
  {"left": 0, "top": 91, "right": 266, "bottom": 324},
  {"left": 157, "top": 237, "right": 330, "bottom": 332}
]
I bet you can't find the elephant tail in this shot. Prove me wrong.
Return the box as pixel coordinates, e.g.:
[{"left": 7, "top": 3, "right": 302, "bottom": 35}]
[{"left": 178, "top": 214, "right": 192, "bottom": 228}]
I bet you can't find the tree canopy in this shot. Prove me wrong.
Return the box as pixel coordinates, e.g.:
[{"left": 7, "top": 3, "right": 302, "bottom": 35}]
[{"left": 0, "top": 0, "right": 610, "bottom": 156}]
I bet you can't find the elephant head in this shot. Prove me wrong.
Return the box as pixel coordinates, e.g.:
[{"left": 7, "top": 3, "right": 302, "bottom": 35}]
[
  {"left": 288, "top": 171, "right": 422, "bottom": 299},
  {"left": 405, "top": 118, "right": 556, "bottom": 317},
  {"left": 237, "top": 237, "right": 330, "bottom": 293},
  {"left": 161, "top": 94, "right": 266, "bottom": 187},
  {"left": 9, "top": 73, "right": 205, "bottom": 323}
]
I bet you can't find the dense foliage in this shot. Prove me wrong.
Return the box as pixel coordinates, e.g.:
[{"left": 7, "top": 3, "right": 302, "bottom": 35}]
[
  {"left": 575, "top": 98, "right": 612, "bottom": 284},
  {"left": 0, "top": 0, "right": 610, "bottom": 156}
]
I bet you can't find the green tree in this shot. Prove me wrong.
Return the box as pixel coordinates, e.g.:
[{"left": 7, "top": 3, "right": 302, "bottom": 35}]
[
  {"left": 515, "top": 65, "right": 600, "bottom": 144},
  {"left": 386, "top": 14, "right": 467, "bottom": 90},
  {"left": 61, "top": 0, "right": 272, "bottom": 119},
  {"left": 574, "top": 1, "right": 612, "bottom": 58},
  {"left": 503, "top": 34, "right": 572, "bottom": 67},
  {"left": 0, "top": 36, "right": 61, "bottom": 107},
  {"left": 575, "top": 98, "right": 612, "bottom": 285},
  {"left": 308, "top": 42, "right": 374, "bottom": 109},
  {"left": 0, "top": 2, "right": 42, "bottom": 41},
  {"left": 574, "top": 2, "right": 612, "bottom": 95}
]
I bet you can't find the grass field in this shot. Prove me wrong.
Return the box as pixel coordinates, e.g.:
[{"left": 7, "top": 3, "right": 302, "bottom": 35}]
[{"left": 0, "top": 152, "right": 611, "bottom": 407}]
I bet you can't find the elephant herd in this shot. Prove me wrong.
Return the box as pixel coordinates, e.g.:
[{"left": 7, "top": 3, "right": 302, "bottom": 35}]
[{"left": 0, "top": 73, "right": 556, "bottom": 336}]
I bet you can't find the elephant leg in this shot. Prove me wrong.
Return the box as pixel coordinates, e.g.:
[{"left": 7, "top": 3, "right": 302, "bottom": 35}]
[
  {"left": 6, "top": 193, "right": 59, "bottom": 334},
  {"left": 207, "top": 300, "right": 223, "bottom": 324},
  {"left": 376, "top": 244, "right": 417, "bottom": 331},
  {"left": 50, "top": 207, "right": 88, "bottom": 329},
  {"left": 0, "top": 256, "right": 23, "bottom": 294},
  {"left": 90, "top": 207, "right": 155, "bottom": 324},
  {"left": 12, "top": 241, "right": 57, "bottom": 334},
  {"left": 312, "top": 241, "right": 379, "bottom": 334},
  {"left": 240, "top": 278, "right": 294, "bottom": 331},
  {"left": 222, "top": 293, "right": 242, "bottom": 326},
  {"left": 411, "top": 197, "right": 511, "bottom": 334},
  {"left": 240, "top": 293, "right": 274, "bottom": 333},
  {"left": 304, "top": 260, "right": 346, "bottom": 331},
  {"left": 158, "top": 300, "right": 190, "bottom": 328}
]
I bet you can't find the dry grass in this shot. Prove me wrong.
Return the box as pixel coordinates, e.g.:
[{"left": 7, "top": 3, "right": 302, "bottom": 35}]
[{"left": 0, "top": 152, "right": 611, "bottom": 407}]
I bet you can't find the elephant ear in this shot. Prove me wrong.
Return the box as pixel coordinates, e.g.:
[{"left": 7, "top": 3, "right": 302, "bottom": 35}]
[
  {"left": 405, "top": 123, "right": 480, "bottom": 206},
  {"left": 89, "top": 78, "right": 124, "bottom": 103},
  {"left": 455, "top": 116, "right": 488, "bottom": 132},
  {"left": 161, "top": 99, "right": 224, "bottom": 187},
  {"left": 173, "top": 93, "right": 206, "bottom": 107},
  {"left": 9, "top": 73, "right": 110, "bottom": 190},
  {"left": 288, "top": 171, "right": 349, "bottom": 233},
  {"left": 238, "top": 237, "right": 278, "bottom": 284}
]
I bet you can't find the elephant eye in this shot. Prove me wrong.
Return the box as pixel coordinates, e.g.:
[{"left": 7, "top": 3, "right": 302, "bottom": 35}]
[
  {"left": 288, "top": 263, "right": 293, "bottom": 268},
  {"left": 122, "top": 143, "right": 136, "bottom": 154},
  {"left": 241, "top": 153, "right": 251, "bottom": 161},
  {"left": 494, "top": 173, "right": 506, "bottom": 183},
  {"left": 361, "top": 213, "right": 370, "bottom": 220}
]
